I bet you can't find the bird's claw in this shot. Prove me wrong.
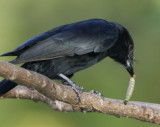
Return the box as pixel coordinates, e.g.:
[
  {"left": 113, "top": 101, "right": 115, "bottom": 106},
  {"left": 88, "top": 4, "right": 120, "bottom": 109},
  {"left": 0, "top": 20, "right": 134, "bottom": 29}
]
[
  {"left": 89, "top": 90, "right": 104, "bottom": 97},
  {"left": 71, "top": 85, "right": 83, "bottom": 103},
  {"left": 64, "top": 81, "right": 83, "bottom": 103},
  {"left": 58, "top": 73, "right": 83, "bottom": 103}
]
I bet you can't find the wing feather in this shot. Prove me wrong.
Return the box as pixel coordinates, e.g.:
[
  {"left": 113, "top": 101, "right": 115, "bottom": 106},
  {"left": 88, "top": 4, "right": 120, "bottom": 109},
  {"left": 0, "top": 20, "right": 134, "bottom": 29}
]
[{"left": 2, "top": 19, "right": 119, "bottom": 64}]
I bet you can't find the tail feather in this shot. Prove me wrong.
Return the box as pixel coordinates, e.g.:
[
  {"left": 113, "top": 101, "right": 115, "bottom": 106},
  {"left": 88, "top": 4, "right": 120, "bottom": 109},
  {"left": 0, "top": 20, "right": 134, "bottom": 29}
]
[{"left": 0, "top": 79, "right": 17, "bottom": 97}]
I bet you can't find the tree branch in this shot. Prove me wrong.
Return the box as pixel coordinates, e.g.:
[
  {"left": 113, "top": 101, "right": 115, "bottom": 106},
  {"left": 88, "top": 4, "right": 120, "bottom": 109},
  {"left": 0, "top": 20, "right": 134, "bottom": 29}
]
[
  {"left": 0, "top": 59, "right": 160, "bottom": 125},
  {"left": 4, "top": 86, "right": 74, "bottom": 112}
]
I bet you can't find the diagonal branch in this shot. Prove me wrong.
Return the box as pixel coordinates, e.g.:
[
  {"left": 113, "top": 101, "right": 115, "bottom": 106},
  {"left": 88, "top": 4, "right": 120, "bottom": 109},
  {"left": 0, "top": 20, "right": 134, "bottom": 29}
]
[
  {"left": 0, "top": 59, "right": 160, "bottom": 125},
  {"left": 4, "top": 86, "right": 74, "bottom": 112}
]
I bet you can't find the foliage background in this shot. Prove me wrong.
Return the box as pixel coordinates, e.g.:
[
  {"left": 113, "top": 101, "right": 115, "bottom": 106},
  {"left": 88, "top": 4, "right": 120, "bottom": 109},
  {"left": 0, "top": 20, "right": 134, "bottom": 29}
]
[{"left": 0, "top": 0, "right": 160, "bottom": 127}]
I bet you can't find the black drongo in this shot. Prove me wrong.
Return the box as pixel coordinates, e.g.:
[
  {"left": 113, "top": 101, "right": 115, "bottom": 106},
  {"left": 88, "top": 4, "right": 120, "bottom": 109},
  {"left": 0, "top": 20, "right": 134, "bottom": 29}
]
[{"left": 0, "top": 19, "right": 134, "bottom": 102}]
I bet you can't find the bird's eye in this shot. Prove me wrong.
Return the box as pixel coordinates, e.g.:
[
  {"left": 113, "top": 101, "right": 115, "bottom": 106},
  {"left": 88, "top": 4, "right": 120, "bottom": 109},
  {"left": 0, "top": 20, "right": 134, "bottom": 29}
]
[{"left": 129, "top": 45, "right": 134, "bottom": 51}]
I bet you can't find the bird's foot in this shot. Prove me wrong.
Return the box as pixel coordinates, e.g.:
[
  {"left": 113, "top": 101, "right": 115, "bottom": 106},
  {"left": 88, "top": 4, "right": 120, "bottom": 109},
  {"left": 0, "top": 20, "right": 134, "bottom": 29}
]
[
  {"left": 89, "top": 90, "right": 104, "bottom": 97},
  {"left": 58, "top": 73, "right": 83, "bottom": 103}
]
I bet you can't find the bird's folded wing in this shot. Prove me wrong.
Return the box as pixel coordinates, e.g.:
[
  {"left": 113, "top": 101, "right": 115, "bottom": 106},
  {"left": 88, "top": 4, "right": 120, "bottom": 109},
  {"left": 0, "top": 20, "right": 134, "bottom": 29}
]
[{"left": 1, "top": 22, "right": 119, "bottom": 64}]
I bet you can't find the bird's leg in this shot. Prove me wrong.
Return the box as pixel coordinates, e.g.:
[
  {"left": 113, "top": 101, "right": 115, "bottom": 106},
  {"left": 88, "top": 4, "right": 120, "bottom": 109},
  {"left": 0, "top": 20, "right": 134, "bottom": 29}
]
[
  {"left": 58, "top": 73, "right": 83, "bottom": 103},
  {"left": 89, "top": 90, "right": 104, "bottom": 97}
]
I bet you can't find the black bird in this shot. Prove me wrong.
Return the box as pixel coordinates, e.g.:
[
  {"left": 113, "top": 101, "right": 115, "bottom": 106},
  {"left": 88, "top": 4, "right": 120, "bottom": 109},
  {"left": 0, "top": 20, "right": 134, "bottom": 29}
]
[{"left": 0, "top": 19, "right": 134, "bottom": 97}]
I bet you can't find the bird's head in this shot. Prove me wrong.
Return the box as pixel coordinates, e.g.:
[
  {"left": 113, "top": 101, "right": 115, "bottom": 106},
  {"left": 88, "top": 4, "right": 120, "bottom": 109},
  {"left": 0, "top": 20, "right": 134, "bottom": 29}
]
[{"left": 108, "top": 23, "right": 134, "bottom": 77}]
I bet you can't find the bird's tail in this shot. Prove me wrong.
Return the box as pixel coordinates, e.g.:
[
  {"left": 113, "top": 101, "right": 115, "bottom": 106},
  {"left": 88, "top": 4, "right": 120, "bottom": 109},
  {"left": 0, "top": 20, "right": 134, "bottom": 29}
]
[{"left": 0, "top": 79, "right": 17, "bottom": 97}]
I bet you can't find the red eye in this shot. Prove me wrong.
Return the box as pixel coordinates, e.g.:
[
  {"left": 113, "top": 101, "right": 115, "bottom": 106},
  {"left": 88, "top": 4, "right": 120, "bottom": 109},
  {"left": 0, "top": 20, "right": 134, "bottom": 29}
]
[{"left": 129, "top": 45, "right": 134, "bottom": 51}]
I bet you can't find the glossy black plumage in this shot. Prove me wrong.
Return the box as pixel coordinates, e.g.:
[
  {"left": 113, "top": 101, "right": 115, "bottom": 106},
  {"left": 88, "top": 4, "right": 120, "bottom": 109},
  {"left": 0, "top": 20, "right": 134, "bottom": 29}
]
[{"left": 0, "top": 19, "right": 134, "bottom": 96}]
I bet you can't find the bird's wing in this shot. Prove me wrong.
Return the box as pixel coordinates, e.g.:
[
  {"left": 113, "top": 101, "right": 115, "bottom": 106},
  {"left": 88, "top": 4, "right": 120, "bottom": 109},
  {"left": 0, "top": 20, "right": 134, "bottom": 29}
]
[{"left": 1, "top": 20, "right": 119, "bottom": 64}]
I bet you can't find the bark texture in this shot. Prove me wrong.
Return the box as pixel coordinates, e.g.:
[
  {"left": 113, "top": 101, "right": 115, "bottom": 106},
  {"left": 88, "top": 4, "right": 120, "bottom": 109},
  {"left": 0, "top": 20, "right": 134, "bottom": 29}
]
[{"left": 0, "top": 60, "right": 160, "bottom": 125}]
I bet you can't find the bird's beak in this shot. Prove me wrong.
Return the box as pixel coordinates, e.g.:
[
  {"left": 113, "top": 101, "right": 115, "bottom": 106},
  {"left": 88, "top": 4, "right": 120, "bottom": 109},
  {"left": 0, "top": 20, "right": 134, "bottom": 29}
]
[{"left": 125, "top": 59, "right": 134, "bottom": 77}]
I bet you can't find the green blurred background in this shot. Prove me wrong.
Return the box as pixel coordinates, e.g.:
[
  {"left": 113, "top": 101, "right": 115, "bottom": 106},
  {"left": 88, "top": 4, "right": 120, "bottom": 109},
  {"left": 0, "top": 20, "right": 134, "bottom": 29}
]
[{"left": 0, "top": 0, "right": 160, "bottom": 127}]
